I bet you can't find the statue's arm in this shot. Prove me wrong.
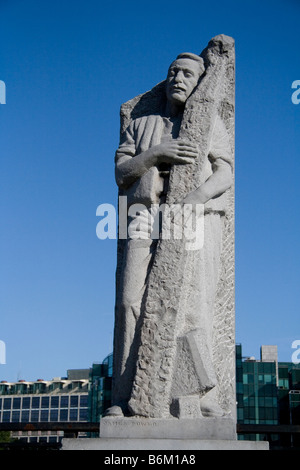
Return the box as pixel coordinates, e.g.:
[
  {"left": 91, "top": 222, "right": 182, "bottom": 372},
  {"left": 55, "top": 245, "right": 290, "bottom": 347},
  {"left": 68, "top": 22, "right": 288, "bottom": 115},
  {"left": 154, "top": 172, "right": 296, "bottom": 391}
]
[
  {"left": 188, "top": 158, "right": 232, "bottom": 204},
  {"left": 115, "top": 148, "right": 159, "bottom": 190},
  {"left": 115, "top": 123, "right": 199, "bottom": 190},
  {"left": 182, "top": 116, "right": 233, "bottom": 205}
]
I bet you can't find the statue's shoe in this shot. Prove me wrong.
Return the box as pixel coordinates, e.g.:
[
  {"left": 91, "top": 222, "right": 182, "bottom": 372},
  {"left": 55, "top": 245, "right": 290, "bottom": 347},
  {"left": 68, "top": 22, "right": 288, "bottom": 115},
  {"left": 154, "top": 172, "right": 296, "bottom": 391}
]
[
  {"left": 103, "top": 405, "right": 124, "bottom": 418},
  {"left": 200, "top": 395, "right": 225, "bottom": 418}
]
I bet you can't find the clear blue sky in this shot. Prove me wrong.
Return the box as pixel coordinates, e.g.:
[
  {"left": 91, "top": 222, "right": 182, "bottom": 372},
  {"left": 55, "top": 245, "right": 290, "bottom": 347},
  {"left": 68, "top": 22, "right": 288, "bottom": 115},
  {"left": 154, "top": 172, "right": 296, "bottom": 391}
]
[{"left": 0, "top": 0, "right": 299, "bottom": 382}]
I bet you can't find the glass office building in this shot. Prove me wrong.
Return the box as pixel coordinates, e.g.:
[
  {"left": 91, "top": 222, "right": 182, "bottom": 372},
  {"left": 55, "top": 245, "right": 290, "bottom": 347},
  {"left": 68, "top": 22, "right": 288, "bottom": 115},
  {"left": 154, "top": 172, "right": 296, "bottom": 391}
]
[
  {"left": 0, "top": 358, "right": 113, "bottom": 444},
  {"left": 237, "top": 344, "right": 300, "bottom": 447},
  {"left": 88, "top": 353, "right": 113, "bottom": 428},
  {"left": 0, "top": 372, "right": 90, "bottom": 443},
  {"left": 278, "top": 361, "right": 300, "bottom": 447},
  {"left": 236, "top": 344, "right": 278, "bottom": 442}
]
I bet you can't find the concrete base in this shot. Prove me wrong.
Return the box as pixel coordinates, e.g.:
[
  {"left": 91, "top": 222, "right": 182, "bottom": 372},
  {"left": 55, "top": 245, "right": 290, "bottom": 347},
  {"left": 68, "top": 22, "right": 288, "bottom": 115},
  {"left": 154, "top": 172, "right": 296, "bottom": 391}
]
[
  {"left": 62, "top": 417, "right": 269, "bottom": 450},
  {"left": 62, "top": 438, "right": 269, "bottom": 450}
]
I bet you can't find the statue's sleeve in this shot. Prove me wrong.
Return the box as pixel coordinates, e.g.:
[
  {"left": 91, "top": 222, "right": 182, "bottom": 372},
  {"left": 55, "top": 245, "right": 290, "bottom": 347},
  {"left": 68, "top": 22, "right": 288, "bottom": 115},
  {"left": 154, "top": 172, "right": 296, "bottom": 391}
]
[
  {"left": 115, "top": 121, "right": 136, "bottom": 164},
  {"left": 208, "top": 115, "right": 233, "bottom": 168}
]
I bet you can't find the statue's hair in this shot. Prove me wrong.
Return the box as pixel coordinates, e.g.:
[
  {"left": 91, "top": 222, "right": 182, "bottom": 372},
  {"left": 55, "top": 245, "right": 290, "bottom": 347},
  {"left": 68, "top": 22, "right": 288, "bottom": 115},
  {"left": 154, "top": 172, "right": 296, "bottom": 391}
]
[{"left": 172, "top": 53, "right": 205, "bottom": 75}]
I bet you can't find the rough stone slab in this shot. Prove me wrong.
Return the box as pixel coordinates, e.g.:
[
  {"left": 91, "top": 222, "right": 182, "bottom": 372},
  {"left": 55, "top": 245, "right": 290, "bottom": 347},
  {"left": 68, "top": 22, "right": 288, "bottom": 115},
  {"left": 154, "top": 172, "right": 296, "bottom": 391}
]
[
  {"left": 100, "top": 417, "right": 236, "bottom": 440},
  {"left": 62, "top": 438, "right": 269, "bottom": 451}
]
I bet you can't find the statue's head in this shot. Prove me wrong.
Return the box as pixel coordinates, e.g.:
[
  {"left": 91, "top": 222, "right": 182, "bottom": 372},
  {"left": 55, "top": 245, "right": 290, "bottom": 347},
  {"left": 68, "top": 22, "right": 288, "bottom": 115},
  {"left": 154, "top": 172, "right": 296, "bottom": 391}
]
[{"left": 166, "top": 53, "right": 205, "bottom": 107}]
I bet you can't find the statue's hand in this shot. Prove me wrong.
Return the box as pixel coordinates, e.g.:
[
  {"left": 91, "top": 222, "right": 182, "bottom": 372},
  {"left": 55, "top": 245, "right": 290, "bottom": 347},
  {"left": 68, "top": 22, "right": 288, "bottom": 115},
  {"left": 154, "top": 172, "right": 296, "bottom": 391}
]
[
  {"left": 181, "top": 189, "right": 206, "bottom": 206},
  {"left": 178, "top": 190, "right": 205, "bottom": 223},
  {"left": 154, "top": 139, "right": 198, "bottom": 165},
  {"left": 170, "top": 189, "right": 205, "bottom": 225}
]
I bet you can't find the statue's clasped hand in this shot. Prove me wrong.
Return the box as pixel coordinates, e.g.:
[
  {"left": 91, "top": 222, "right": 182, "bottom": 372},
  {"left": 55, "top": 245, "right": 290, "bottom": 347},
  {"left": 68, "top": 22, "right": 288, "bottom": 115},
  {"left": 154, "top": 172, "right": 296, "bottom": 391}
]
[{"left": 155, "top": 139, "right": 199, "bottom": 166}]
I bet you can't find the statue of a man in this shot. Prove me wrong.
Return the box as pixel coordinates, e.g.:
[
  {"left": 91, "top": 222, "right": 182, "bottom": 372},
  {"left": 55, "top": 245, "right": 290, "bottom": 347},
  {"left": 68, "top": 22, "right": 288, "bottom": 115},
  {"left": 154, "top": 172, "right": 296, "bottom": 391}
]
[{"left": 108, "top": 46, "right": 234, "bottom": 419}]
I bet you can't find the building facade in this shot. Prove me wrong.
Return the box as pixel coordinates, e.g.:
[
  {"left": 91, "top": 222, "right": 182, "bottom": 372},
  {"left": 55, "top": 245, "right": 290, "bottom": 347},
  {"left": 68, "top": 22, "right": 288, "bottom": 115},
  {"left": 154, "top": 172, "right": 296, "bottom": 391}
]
[
  {"left": 0, "top": 370, "right": 90, "bottom": 444},
  {"left": 236, "top": 344, "right": 278, "bottom": 428},
  {"left": 236, "top": 344, "right": 300, "bottom": 448},
  {"left": 1, "top": 346, "right": 299, "bottom": 448},
  {"left": 88, "top": 353, "right": 113, "bottom": 427}
]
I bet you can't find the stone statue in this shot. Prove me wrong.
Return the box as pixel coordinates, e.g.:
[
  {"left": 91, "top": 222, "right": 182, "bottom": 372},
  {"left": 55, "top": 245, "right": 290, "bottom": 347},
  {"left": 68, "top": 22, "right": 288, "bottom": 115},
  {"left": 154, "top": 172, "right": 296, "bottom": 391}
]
[{"left": 106, "top": 35, "right": 236, "bottom": 427}]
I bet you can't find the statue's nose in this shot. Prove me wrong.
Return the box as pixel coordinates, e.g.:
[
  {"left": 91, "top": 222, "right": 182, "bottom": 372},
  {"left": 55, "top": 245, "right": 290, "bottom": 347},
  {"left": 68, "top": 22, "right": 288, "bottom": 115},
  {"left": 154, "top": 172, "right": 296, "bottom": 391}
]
[{"left": 174, "top": 71, "right": 184, "bottom": 82}]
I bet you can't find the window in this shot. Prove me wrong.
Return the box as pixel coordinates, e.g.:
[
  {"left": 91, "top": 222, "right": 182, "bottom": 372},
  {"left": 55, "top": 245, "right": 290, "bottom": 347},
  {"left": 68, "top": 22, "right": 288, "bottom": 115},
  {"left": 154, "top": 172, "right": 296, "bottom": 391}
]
[
  {"left": 40, "top": 410, "right": 49, "bottom": 422},
  {"left": 3, "top": 398, "right": 11, "bottom": 410},
  {"left": 258, "top": 397, "right": 265, "bottom": 407},
  {"left": 265, "top": 408, "right": 275, "bottom": 420},
  {"left": 2, "top": 411, "right": 10, "bottom": 422},
  {"left": 248, "top": 397, "right": 255, "bottom": 407},
  {"left": 51, "top": 397, "right": 59, "bottom": 408},
  {"left": 264, "top": 374, "right": 272, "bottom": 384},
  {"left": 41, "top": 397, "right": 49, "bottom": 408},
  {"left": 265, "top": 384, "right": 276, "bottom": 396},
  {"left": 21, "top": 411, "right": 30, "bottom": 422},
  {"left": 248, "top": 407, "right": 256, "bottom": 419},
  {"left": 31, "top": 410, "right": 39, "bottom": 422},
  {"left": 12, "top": 411, "right": 20, "bottom": 422},
  {"left": 80, "top": 395, "right": 88, "bottom": 407},
  {"left": 22, "top": 397, "right": 31, "bottom": 409},
  {"left": 247, "top": 374, "right": 254, "bottom": 384},
  {"left": 79, "top": 409, "right": 87, "bottom": 421},
  {"left": 50, "top": 410, "right": 58, "bottom": 421},
  {"left": 263, "top": 363, "right": 274, "bottom": 374},
  {"left": 59, "top": 409, "right": 68, "bottom": 421},
  {"left": 243, "top": 396, "right": 249, "bottom": 405},
  {"left": 60, "top": 396, "right": 69, "bottom": 408},
  {"left": 265, "top": 397, "right": 274, "bottom": 407},
  {"left": 279, "top": 378, "right": 289, "bottom": 388},
  {"left": 70, "top": 396, "right": 78, "bottom": 408},
  {"left": 32, "top": 397, "right": 40, "bottom": 409},
  {"left": 69, "top": 409, "right": 78, "bottom": 421},
  {"left": 13, "top": 398, "right": 21, "bottom": 409}
]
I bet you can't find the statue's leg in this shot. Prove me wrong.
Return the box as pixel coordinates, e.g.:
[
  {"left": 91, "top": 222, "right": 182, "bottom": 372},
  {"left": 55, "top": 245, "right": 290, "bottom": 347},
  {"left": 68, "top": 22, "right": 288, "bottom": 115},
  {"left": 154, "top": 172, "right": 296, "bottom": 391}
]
[{"left": 109, "top": 221, "right": 157, "bottom": 415}]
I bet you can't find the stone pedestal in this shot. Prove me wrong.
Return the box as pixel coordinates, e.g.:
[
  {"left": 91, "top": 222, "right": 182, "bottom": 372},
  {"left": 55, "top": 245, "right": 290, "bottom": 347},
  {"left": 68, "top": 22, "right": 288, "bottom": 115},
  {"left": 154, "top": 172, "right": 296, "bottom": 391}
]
[
  {"left": 62, "top": 417, "right": 269, "bottom": 450},
  {"left": 62, "top": 438, "right": 269, "bottom": 450}
]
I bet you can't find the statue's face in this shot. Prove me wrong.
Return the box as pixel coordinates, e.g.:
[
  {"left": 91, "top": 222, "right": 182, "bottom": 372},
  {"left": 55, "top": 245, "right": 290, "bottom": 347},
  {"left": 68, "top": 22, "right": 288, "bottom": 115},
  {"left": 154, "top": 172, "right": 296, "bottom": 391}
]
[{"left": 166, "top": 58, "right": 201, "bottom": 106}]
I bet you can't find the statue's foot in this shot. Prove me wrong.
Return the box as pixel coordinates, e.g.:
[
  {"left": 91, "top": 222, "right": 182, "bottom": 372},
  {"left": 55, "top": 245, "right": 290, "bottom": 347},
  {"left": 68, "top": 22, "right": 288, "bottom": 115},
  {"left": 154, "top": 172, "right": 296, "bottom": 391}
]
[{"left": 103, "top": 405, "right": 124, "bottom": 418}]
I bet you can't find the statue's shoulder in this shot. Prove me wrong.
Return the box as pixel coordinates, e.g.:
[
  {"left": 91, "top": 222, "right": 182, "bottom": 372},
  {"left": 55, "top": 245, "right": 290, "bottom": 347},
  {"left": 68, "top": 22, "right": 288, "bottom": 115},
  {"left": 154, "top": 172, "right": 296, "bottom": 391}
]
[
  {"left": 132, "top": 113, "right": 162, "bottom": 124},
  {"left": 127, "top": 113, "right": 163, "bottom": 132}
]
